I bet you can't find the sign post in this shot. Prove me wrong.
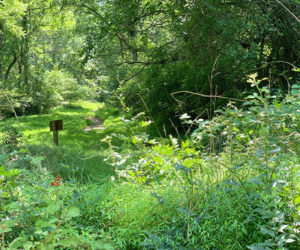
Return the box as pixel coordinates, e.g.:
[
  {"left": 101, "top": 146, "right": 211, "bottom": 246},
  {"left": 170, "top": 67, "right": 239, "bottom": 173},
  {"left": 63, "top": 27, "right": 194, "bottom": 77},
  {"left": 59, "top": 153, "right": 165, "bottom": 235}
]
[{"left": 50, "top": 120, "right": 63, "bottom": 146}]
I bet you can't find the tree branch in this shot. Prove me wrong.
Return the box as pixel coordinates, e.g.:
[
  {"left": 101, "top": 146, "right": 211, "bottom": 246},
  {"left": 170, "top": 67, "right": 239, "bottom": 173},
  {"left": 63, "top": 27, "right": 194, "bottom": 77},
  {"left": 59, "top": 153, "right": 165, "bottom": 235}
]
[
  {"left": 171, "top": 91, "right": 244, "bottom": 103},
  {"left": 275, "top": 0, "right": 300, "bottom": 23},
  {"left": 5, "top": 51, "right": 18, "bottom": 80}
]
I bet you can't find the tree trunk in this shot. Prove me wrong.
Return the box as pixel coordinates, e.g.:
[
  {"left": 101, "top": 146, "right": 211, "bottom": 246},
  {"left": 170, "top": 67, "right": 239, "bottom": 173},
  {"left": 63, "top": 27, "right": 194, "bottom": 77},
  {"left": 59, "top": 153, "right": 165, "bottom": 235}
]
[
  {"left": 21, "top": 10, "right": 29, "bottom": 91},
  {"left": 0, "top": 22, "right": 3, "bottom": 82},
  {"left": 130, "top": 30, "right": 138, "bottom": 62},
  {"left": 5, "top": 51, "right": 18, "bottom": 80}
]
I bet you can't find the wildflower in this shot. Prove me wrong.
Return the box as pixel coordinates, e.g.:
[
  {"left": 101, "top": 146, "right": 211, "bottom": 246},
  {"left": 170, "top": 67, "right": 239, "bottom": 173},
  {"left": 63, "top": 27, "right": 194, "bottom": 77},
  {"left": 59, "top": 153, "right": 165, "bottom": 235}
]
[{"left": 51, "top": 175, "right": 61, "bottom": 186}]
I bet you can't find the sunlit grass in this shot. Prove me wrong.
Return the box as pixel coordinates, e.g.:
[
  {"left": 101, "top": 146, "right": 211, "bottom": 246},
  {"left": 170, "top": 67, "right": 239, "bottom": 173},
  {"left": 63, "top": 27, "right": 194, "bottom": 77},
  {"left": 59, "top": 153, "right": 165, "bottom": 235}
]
[{"left": 0, "top": 101, "right": 115, "bottom": 181}]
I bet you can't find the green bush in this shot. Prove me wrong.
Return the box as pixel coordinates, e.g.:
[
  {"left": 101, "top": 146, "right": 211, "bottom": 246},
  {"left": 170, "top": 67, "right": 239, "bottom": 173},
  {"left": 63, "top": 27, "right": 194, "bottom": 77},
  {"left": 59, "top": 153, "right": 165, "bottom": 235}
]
[
  {"left": 0, "top": 79, "right": 299, "bottom": 249},
  {"left": 0, "top": 126, "right": 21, "bottom": 150},
  {"left": 44, "top": 69, "right": 97, "bottom": 103},
  {"left": 101, "top": 80, "right": 300, "bottom": 249},
  {"left": 0, "top": 148, "right": 114, "bottom": 249}
]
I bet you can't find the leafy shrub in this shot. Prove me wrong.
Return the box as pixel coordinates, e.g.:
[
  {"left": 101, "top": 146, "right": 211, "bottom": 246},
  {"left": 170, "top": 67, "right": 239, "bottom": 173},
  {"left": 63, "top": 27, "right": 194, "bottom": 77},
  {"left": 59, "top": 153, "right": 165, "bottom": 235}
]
[
  {"left": 44, "top": 69, "right": 97, "bottom": 103},
  {"left": 102, "top": 79, "right": 300, "bottom": 248},
  {"left": 0, "top": 126, "right": 21, "bottom": 150},
  {"left": 0, "top": 88, "right": 31, "bottom": 117},
  {"left": 0, "top": 148, "right": 114, "bottom": 249},
  {"left": 1, "top": 77, "right": 299, "bottom": 249}
]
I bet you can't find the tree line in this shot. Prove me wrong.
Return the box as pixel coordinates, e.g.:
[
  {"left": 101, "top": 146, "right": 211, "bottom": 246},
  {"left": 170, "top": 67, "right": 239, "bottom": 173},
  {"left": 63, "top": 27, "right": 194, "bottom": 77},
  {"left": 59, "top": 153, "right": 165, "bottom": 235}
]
[{"left": 0, "top": 0, "right": 299, "bottom": 133}]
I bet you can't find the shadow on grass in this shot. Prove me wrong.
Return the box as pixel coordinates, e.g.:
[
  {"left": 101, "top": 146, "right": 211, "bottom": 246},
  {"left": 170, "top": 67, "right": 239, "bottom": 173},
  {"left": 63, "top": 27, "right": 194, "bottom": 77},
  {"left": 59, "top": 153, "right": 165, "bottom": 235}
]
[
  {"left": 28, "top": 144, "right": 115, "bottom": 183},
  {"left": 1, "top": 102, "right": 116, "bottom": 182},
  {"left": 2, "top": 105, "right": 106, "bottom": 150}
]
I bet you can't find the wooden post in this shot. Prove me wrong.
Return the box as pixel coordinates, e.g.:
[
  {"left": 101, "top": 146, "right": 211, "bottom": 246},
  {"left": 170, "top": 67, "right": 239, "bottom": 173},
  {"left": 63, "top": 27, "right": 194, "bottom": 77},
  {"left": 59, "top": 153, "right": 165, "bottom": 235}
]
[
  {"left": 50, "top": 120, "right": 63, "bottom": 146},
  {"left": 53, "top": 130, "right": 59, "bottom": 146}
]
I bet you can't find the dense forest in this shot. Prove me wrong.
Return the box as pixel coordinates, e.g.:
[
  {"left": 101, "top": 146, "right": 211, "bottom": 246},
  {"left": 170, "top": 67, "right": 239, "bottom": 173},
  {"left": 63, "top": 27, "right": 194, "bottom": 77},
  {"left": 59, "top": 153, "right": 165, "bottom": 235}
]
[{"left": 0, "top": 0, "right": 299, "bottom": 249}]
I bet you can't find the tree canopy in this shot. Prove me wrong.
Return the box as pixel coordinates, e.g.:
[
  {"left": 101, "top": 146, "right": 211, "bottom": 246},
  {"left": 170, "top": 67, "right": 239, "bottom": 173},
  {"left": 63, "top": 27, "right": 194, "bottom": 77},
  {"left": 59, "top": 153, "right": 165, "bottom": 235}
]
[{"left": 1, "top": 0, "right": 299, "bottom": 130}]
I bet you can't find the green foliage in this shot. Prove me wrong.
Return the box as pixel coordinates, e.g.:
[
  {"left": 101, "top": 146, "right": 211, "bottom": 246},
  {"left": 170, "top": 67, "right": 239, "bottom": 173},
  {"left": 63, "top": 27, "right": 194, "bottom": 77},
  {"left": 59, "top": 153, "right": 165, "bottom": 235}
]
[
  {"left": 44, "top": 69, "right": 97, "bottom": 102},
  {"left": 101, "top": 82, "right": 300, "bottom": 248},
  {"left": 1, "top": 0, "right": 300, "bottom": 248},
  {"left": 0, "top": 84, "right": 299, "bottom": 249},
  {"left": 0, "top": 0, "right": 94, "bottom": 116},
  {"left": 0, "top": 88, "right": 31, "bottom": 117},
  {"left": 0, "top": 0, "right": 26, "bottom": 37},
  {"left": 0, "top": 102, "right": 115, "bottom": 181},
  {"left": 0, "top": 148, "right": 113, "bottom": 249},
  {"left": 78, "top": 0, "right": 300, "bottom": 129},
  {"left": 0, "top": 126, "right": 21, "bottom": 150}
]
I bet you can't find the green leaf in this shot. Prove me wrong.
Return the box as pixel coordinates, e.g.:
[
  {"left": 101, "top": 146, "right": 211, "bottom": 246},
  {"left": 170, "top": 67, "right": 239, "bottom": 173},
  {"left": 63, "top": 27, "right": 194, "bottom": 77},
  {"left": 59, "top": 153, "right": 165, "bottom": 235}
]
[
  {"left": 292, "top": 68, "right": 300, "bottom": 72},
  {"left": 35, "top": 220, "right": 56, "bottom": 231},
  {"left": 180, "top": 113, "right": 191, "bottom": 119},
  {"left": 285, "top": 238, "right": 295, "bottom": 243},
  {"left": 54, "top": 236, "right": 83, "bottom": 247},
  {"left": 46, "top": 200, "right": 63, "bottom": 214},
  {"left": 63, "top": 206, "right": 80, "bottom": 219},
  {"left": 269, "top": 147, "right": 280, "bottom": 153},
  {"left": 23, "top": 241, "right": 34, "bottom": 250},
  {"left": 9, "top": 202, "right": 21, "bottom": 211},
  {"left": 260, "top": 226, "right": 275, "bottom": 238},
  {"left": 294, "top": 196, "right": 300, "bottom": 205}
]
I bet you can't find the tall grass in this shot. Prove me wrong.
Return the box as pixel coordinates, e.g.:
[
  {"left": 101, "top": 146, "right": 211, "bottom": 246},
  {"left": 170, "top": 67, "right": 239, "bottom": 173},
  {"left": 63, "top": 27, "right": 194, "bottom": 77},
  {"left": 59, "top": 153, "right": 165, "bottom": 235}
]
[{"left": 0, "top": 82, "right": 299, "bottom": 249}]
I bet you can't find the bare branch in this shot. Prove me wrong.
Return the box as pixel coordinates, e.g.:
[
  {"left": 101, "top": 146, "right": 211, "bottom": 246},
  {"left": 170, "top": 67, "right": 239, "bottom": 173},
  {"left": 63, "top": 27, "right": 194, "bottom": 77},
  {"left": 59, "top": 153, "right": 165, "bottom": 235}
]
[
  {"left": 171, "top": 91, "right": 244, "bottom": 102},
  {"left": 275, "top": 0, "right": 300, "bottom": 23}
]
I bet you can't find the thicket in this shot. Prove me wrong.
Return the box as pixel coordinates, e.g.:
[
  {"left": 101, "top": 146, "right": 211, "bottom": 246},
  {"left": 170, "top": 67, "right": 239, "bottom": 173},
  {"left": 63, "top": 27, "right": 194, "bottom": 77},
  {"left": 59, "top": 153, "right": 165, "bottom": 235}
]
[
  {"left": 0, "top": 80, "right": 299, "bottom": 249},
  {"left": 0, "top": 1, "right": 299, "bottom": 248},
  {"left": 1, "top": 0, "right": 299, "bottom": 126},
  {"left": 75, "top": 0, "right": 300, "bottom": 132}
]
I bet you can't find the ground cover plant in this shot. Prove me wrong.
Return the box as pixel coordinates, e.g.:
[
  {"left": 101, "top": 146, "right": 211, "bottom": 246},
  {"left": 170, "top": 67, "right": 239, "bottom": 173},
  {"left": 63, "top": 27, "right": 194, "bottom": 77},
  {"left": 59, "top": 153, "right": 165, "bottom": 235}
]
[
  {"left": 1, "top": 1, "right": 300, "bottom": 248},
  {"left": 0, "top": 79, "right": 299, "bottom": 249},
  {"left": 99, "top": 81, "right": 300, "bottom": 249}
]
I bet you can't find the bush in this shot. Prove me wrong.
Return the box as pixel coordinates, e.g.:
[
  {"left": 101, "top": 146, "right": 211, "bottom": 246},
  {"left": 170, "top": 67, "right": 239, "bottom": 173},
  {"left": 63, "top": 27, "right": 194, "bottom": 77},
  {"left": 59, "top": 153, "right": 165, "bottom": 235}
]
[
  {"left": 101, "top": 80, "right": 300, "bottom": 248},
  {"left": 0, "top": 88, "right": 31, "bottom": 117},
  {"left": 0, "top": 78, "right": 299, "bottom": 249},
  {"left": 0, "top": 126, "right": 21, "bottom": 150},
  {"left": 44, "top": 69, "right": 97, "bottom": 103},
  {"left": 0, "top": 148, "right": 114, "bottom": 249}
]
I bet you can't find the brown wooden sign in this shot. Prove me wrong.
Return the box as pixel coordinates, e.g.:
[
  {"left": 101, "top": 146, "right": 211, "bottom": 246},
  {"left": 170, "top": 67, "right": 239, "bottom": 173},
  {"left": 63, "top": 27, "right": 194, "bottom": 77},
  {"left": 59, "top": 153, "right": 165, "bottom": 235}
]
[
  {"left": 49, "top": 120, "right": 63, "bottom": 146},
  {"left": 50, "top": 120, "right": 63, "bottom": 131}
]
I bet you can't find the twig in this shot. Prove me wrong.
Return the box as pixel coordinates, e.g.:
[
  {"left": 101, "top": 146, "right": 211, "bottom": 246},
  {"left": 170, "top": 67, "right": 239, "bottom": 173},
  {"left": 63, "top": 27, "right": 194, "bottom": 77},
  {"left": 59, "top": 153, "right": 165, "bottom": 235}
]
[
  {"left": 209, "top": 55, "right": 221, "bottom": 120},
  {"left": 43, "top": 218, "right": 64, "bottom": 245},
  {"left": 245, "top": 60, "right": 298, "bottom": 73},
  {"left": 171, "top": 91, "right": 243, "bottom": 102},
  {"left": 275, "top": 0, "right": 300, "bottom": 24},
  {"left": 1, "top": 229, "right": 4, "bottom": 250},
  {"left": 138, "top": 94, "right": 162, "bottom": 138},
  {"left": 169, "top": 118, "right": 180, "bottom": 138}
]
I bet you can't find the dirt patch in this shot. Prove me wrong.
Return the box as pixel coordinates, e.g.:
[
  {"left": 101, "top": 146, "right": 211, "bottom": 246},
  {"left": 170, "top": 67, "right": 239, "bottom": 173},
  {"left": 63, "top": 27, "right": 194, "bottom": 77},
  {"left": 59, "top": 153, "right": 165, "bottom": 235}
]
[{"left": 84, "top": 117, "right": 105, "bottom": 132}]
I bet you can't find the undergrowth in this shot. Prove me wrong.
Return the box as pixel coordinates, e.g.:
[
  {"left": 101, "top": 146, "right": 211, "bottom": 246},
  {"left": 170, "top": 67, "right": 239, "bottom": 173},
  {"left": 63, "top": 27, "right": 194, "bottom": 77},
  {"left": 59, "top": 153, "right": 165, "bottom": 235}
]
[{"left": 0, "top": 76, "right": 299, "bottom": 249}]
